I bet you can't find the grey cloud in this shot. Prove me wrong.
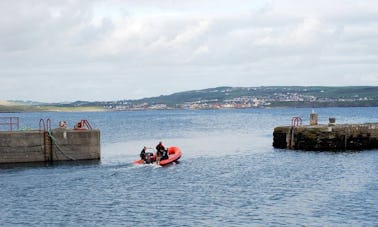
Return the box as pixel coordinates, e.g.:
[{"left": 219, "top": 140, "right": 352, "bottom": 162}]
[{"left": 0, "top": 0, "right": 377, "bottom": 102}]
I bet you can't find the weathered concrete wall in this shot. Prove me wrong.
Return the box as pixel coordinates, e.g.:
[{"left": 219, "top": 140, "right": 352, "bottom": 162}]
[
  {"left": 50, "top": 128, "right": 101, "bottom": 161},
  {"left": 0, "top": 130, "right": 46, "bottom": 163},
  {"left": 273, "top": 123, "right": 378, "bottom": 151},
  {"left": 0, "top": 129, "right": 100, "bottom": 163}
]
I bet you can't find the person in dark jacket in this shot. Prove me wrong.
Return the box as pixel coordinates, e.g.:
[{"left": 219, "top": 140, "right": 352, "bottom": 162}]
[
  {"left": 156, "top": 141, "right": 166, "bottom": 164},
  {"left": 140, "top": 146, "right": 147, "bottom": 162},
  {"left": 156, "top": 141, "right": 165, "bottom": 152}
]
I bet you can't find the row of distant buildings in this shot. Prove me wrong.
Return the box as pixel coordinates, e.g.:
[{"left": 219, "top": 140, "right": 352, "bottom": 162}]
[
  {"left": 178, "top": 97, "right": 267, "bottom": 109},
  {"left": 104, "top": 92, "right": 373, "bottom": 111}
]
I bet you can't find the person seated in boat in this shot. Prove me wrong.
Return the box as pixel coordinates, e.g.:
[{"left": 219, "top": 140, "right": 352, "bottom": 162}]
[
  {"left": 140, "top": 146, "right": 147, "bottom": 162},
  {"left": 162, "top": 148, "right": 168, "bottom": 160},
  {"left": 140, "top": 146, "right": 154, "bottom": 164}
]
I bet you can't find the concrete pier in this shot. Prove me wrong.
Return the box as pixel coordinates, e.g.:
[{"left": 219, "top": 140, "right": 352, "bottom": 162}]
[
  {"left": 273, "top": 122, "right": 378, "bottom": 151},
  {"left": 0, "top": 127, "right": 100, "bottom": 164}
]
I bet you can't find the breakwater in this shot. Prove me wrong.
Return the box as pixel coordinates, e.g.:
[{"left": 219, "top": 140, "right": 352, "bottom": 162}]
[
  {"left": 0, "top": 118, "right": 100, "bottom": 164},
  {"left": 273, "top": 116, "right": 378, "bottom": 151}
]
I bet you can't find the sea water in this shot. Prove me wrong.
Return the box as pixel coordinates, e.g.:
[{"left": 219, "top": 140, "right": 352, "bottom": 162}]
[{"left": 0, "top": 107, "right": 377, "bottom": 226}]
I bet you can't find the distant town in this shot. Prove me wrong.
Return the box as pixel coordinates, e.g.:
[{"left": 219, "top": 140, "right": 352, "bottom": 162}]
[
  {"left": 100, "top": 86, "right": 378, "bottom": 110},
  {"left": 2, "top": 86, "right": 378, "bottom": 112}
]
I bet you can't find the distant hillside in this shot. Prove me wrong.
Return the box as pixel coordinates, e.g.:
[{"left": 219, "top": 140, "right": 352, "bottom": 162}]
[
  {"left": 132, "top": 86, "right": 378, "bottom": 105},
  {"left": 1, "top": 86, "right": 378, "bottom": 112},
  {"left": 109, "top": 86, "right": 378, "bottom": 109}
]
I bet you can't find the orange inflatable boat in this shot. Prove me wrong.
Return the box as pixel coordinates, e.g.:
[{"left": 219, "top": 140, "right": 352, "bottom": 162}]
[{"left": 133, "top": 146, "right": 182, "bottom": 166}]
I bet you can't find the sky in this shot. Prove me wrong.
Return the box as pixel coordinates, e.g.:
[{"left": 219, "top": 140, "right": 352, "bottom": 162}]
[{"left": 1, "top": 0, "right": 378, "bottom": 102}]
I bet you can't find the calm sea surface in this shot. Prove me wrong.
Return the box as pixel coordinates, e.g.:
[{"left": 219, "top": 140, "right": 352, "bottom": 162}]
[{"left": 0, "top": 107, "right": 377, "bottom": 226}]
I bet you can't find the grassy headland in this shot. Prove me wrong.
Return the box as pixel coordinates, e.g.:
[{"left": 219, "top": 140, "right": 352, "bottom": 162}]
[{"left": 0, "top": 104, "right": 105, "bottom": 113}]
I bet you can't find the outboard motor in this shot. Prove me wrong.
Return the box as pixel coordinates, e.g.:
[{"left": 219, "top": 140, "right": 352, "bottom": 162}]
[{"left": 145, "top": 153, "right": 153, "bottom": 164}]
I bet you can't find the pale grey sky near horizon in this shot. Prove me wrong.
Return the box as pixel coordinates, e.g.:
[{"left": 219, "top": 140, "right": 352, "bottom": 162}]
[{"left": 1, "top": 0, "right": 378, "bottom": 102}]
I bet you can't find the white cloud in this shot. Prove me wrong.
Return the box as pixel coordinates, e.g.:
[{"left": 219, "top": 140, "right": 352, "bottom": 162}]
[{"left": 0, "top": 0, "right": 377, "bottom": 101}]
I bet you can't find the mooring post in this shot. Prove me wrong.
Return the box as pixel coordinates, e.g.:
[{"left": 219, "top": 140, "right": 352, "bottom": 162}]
[{"left": 310, "top": 113, "right": 318, "bottom": 125}]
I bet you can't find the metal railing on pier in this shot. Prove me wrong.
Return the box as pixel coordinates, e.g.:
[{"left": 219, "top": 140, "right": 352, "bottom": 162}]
[{"left": 0, "top": 117, "right": 19, "bottom": 131}]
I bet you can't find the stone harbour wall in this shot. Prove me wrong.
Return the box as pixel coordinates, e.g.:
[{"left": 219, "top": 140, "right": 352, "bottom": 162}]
[
  {"left": 273, "top": 123, "right": 378, "bottom": 151},
  {"left": 0, "top": 129, "right": 100, "bottom": 164}
]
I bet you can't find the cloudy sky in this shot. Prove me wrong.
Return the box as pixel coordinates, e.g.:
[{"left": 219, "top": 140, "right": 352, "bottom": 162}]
[{"left": 1, "top": 0, "right": 377, "bottom": 102}]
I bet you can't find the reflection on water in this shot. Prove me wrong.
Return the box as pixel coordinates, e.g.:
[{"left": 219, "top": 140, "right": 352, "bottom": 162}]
[{"left": 0, "top": 160, "right": 101, "bottom": 169}]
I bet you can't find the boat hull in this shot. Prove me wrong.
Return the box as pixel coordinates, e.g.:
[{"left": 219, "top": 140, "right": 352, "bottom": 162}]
[
  {"left": 159, "top": 146, "right": 182, "bottom": 166},
  {"left": 133, "top": 146, "right": 182, "bottom": 166}
]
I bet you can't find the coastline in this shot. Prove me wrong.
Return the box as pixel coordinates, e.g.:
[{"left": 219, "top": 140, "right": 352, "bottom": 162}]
[{"left": 1, "top": 104, "right": 378, "bottom": 113}]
